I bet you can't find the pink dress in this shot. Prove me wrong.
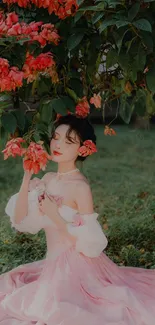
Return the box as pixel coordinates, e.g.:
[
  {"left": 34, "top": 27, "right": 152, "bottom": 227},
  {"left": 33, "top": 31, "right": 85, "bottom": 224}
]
[{"left": 0, "top": 176, "right": 155, "bottom": 325}]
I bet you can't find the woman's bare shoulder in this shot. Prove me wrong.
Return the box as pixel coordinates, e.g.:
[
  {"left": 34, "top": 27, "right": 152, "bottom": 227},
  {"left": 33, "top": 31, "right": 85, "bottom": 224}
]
[
  {"left": 71, "top": 172, "right": 90, "bottom": 188},
  {"left": 41, "top": 171, "right": 56, "bottom": 184}
]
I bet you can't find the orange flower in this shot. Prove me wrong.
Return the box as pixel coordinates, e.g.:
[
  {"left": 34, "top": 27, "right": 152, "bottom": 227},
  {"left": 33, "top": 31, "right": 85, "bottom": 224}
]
[
  {"left": 2, "top": 137, "right": 26, "bottom": 160},
  {"left": 56, "top": 111, "right": 72, "bottom": 120},
  {"left": 75, "top": 97, "right": 90, "bottom": 118},
  {"left": 7, "top": 22, "right": 22, "bottom": 36},
  {"left": 90, "top": 93, "right": 101, "bottom": 109},
  {"left": 0, "top": 58, "right": 24, "bottom": 91},
  {"left": 104, "top": 126, "right": 116, "bottom": 136},
  {"left": 9, "top": 67, "right": 24, "bottom": 88},
  {"left": 23, "top": 52, "right": 56, "bottom": 83},
  {"left": 78, "top": 140, "right": 97, "bottom": 157},
  {"left": 23, "top": 141, "right": 52, "bottom": 174},
  {"left": 3, "top": 0, "right": 78, "bottom": 19},
  {"left": 6, "top": 12, "right": 18, "bottom": 28},
  {"left": 0, "top": 58, "right": 9, "bottom": 77}
]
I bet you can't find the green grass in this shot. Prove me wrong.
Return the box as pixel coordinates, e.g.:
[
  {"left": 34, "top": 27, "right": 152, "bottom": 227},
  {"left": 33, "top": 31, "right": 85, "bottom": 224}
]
[{"left": 0, "top": 125, "right": 155, "bottom": 273}]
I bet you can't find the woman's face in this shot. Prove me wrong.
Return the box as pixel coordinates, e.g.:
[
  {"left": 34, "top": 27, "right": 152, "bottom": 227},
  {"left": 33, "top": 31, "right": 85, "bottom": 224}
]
[{"left": 50, "top": 124, "right": 81, "bottom": 163}]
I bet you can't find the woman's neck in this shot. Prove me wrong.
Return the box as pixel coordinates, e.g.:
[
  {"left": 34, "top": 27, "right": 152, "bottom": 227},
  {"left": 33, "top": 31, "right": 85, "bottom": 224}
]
[{"left": 57, "top": 162, "right": 77, "bottom": 174}]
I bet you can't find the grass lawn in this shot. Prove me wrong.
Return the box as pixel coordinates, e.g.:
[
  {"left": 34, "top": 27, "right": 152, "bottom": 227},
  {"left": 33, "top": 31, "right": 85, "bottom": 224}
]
[{"left": 0, "top": 125, "right": 155, "bottom": 274}]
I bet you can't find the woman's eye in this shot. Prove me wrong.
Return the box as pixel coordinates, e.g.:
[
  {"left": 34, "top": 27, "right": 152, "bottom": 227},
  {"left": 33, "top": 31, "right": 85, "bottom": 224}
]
[
  {"left": 66, "top": 141, "right": 72, "bottom": 144},
  {"left": 53, "top": 134, "right": 59, "bottom": 140}
]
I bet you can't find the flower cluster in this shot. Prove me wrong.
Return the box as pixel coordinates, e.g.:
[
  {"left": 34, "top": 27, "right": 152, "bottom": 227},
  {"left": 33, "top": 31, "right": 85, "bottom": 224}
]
[
  {"left": 23, "top": 52, "right": 58, "bottom": 83},
  {"left": 23, "top": 141, "right": 51, "bottom": 174},
  {"left": 75, "top": 97, "right": 90, "bottom": 118},
  {"left": 90, "top": 93, "right": 101, "bottom": 109},
  {"left": 2, "top": 138, "right": 52, "bottom": 174},
  {"left": 104, "top": 126, "right": 116, "bottom": 136},
  {"left": 0, "top": 58, "right": 24, "bottom": 91},
  {"left": 78, "top": 140, "right": 97, "bottom": 157},
  {"left": 75, "top": 94, "right": 102, "bottom": 118},
  {"left": 0, "top": 51, "right": 58, "bottom": 91},
  {"left": 2, "top": 137, "right": 26, "bottom": 159},
  {"left": 3, "top": 0, "right": 78, "bottom": 19},
  {"left": 0, "top": 12, "right": 60, "bottom": 47}
]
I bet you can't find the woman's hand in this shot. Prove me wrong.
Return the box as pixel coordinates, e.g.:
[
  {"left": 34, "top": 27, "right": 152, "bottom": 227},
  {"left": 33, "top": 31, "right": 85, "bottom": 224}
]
[
  {"left": 39, "top": 193, "right": 60, "bottom": 218},
  {"left": 23, "top": 170, "right": 33, "bottom": 182}
]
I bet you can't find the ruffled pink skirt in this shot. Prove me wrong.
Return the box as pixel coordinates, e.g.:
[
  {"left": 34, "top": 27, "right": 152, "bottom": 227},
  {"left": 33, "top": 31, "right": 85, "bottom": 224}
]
[{"left": 0, "top": 248, "right": 155, "bottom": 325}]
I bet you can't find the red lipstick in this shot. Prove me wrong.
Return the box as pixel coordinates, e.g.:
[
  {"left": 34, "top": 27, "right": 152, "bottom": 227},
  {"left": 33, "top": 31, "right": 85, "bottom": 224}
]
[{"left": 53, "top": 150, "right": 62, "bottom": 156}]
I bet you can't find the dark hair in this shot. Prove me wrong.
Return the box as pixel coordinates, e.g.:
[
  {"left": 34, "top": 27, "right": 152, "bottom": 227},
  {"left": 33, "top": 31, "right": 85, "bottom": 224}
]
[{"left": 52, "top": 114, "right": 96, "bottom": 161}]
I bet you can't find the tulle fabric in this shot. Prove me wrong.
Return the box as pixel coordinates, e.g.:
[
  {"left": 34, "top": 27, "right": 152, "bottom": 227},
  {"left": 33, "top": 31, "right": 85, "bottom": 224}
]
[
  {"left": 5, "top": 190, "right": 52, "bottom": 234},
  {"left": 5, "top": 190, "right": 108, "bottom": 257},
  {"left": 0, "top": 247, "right": 155, "bottom": 325},
  {"left": 1, "top": 175, "right": 155, "bottom": 324},
  {"left": 67, "top": 212, "right": 108, "bottom": 257}
]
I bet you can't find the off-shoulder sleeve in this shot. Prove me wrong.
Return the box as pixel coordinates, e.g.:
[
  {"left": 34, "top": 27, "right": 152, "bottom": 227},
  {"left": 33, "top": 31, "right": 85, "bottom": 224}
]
[
  {"left": 5, "top": 189, "right": 52, "bottom": 234},
  {"left": 66, "top": 212, "right": 108, "bottom": 258}
]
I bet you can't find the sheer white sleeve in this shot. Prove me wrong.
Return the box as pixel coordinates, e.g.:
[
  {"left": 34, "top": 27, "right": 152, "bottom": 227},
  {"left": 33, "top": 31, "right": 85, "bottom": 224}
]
[
  {"left": 66, "top": 212, "right": 108, "bottom": 258},
  {"left": 5, "top": 189, "right": 52, "bottom": 234}
]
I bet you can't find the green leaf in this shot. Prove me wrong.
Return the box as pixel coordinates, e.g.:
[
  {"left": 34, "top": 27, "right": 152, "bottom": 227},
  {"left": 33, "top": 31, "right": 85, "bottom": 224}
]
[
  {"left": 0, "top": 94, "right": 11, "bottom": 110},
  {"left": 1, "top": 113, "right": 17, "bottom": 133},
  {"left": 92, "top": 12, "right": 104, "bottom": 24},
  {"left": 77, "top": 0, "right": 84, "bottom": 5},
  {"left": 135, "top": 50, "right": 146, "bottom": 71},
  {"left": 33, "top": 132, "right": 41, "bottom": 143},
  {"left": 146, "top": 64, "right": 155, "bottom": 93},
  {"left": 51, "top": 98, "right": 67, "bottom": 115},
  {"left": 119, "top": 96, "right": 133, "bottom": 124},
  {"left": 36, "top": 122, "right": 49, "bottom": 135},
  {"left": 0, "top": 39, "right": 8, "bottom": 46},
  {"left": 99, "top": 19, "right": 116, "bottom": 33},
  {"left": 115, "top": 21, "right": 129, "bottom": 29},
  {"left": 66, "top": 88, "right": 78, "bottom": 102},
  {"left": 13, "top": 109, "right": 25, "bottom": 130},
  {"left": 133, "top": 19, "right": 152, "bottom": 33},
  {"left": 74, "top": 12, "right": 83, "bottom": 23},
  {"left": 61, "top": 96, "right": 75, "bottom": 112},
  {"left": 114, "top": 29, "right": 129, "bottom": 53},
  {"left": 118, "top": 52, "right": 130, "bottom": 72},
  {"left": 125, "top": 36, "right": 137, "bottom": 53},
  {"left": 128, "top": 3, "right": 140, "bottom": 22},
  {"left": 106, "top": 49, "right": 118, "bottom": 69},
  {"left": 67, "top": 34, "right": 84, "bottom": 51},
  {"left": 69, "top": 78, "right": 83, "bottom": 97},
  {"left": 40, "top": 100, "right": 54, "bottom": 124},
  {"left": 146, "top": 91, "right": 155, "bottom": 115},
  {"left": 134, "top": 89, "right": 146, "bottom": 116},
  {"left": 129, "top": 69, "right": 137, "bottom": 82},
  {"left": 78, "top": 2, "right": 104, "bottom": 11},
  {"left": 16, "top": 37, "right": 30, "bottom": 45},
  {"left": 0, "top": 94, "right": 12, "bottom": 103},
  {"left": 141, "top": 32, "right": 153, "bottom": 54},
  {"left": 103, "top": 0, "right": 122, "bottom": 7},
  {"left": 37, "top": 78, "right": 52, "bottom": 97}
]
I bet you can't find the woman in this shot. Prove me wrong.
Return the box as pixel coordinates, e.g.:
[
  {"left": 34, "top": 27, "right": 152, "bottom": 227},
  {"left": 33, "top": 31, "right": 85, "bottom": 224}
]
[{"left": 0, "top": 114, "right": 155, "bottom": 325}]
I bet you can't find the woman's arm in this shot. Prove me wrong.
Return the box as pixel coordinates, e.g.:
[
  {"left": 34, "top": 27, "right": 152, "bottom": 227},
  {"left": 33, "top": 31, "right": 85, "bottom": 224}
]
[
  {"left": 66, "top": 182, "right": 108, "bottom": 257},
  {"left": 5, "top": 172, "right": 53, "bottom": 234},
  {"left": 74, "top": 182, "right": 94, "bottom": 215},
  {"left": 14, "top": 171, "right": 32, "bottom": 224}
]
